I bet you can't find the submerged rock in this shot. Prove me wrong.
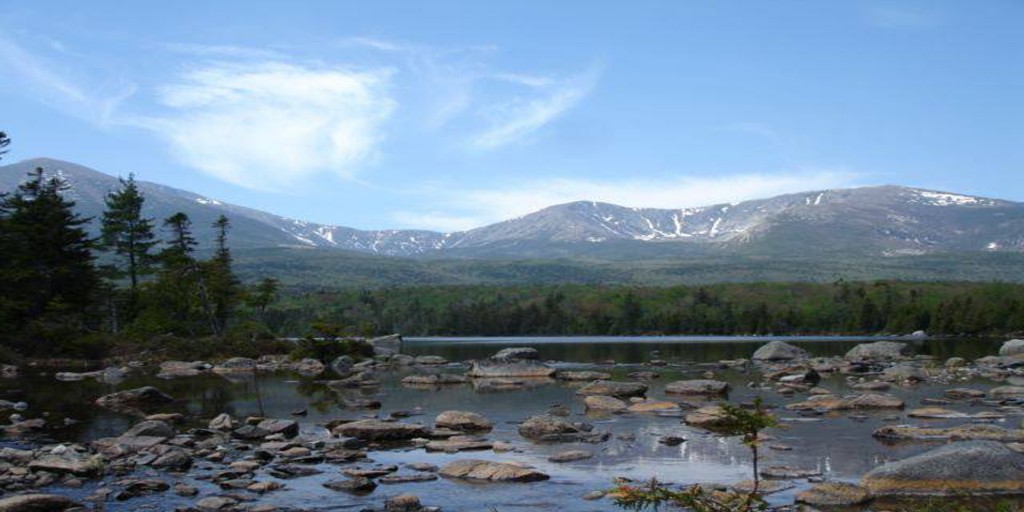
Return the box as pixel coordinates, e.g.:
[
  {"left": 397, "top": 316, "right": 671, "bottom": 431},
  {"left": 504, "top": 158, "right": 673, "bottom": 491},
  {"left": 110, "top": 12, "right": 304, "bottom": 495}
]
[
  {"left": 862, "top": 441, "right": 1024, "bottom": 495},
  {"left": 439, "top": 459, "right": 549, "bottom": 482},
  {"left": 752, "top": 340, "right": 809, "bottom": 361}
]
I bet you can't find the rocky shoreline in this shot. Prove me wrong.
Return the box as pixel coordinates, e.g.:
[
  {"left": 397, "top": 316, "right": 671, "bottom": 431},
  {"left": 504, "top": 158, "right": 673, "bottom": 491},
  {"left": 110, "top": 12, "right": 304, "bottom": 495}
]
[{"left": 0, "top": 339, "right": 1021, "bottom": 511}]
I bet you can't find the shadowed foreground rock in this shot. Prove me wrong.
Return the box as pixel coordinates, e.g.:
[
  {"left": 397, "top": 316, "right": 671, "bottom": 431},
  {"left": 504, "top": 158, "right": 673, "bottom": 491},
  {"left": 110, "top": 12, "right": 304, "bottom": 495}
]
[
  {"left": 95, "top": 386, "right": 173, "bottom": 411},
  {"left": 439, "top": 459, "right": 549, "bottom": 482},
  {"left": 0, "top": 493, "right": 80, "bottom": 511},
  {"left": 862, "top": 441, "right": 1024, "bottom": 495}
]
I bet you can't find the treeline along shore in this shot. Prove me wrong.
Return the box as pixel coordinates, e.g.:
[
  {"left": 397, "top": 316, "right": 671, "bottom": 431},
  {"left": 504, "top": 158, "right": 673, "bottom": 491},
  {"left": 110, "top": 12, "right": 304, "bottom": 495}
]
[{"left": 267, "top": 281, "right": 1024, "bottom": 339}]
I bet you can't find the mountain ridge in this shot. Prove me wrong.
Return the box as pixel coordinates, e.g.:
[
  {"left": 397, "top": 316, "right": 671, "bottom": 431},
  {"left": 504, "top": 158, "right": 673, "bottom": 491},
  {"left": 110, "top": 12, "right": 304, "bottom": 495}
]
[{"left": 2, "top": 157, "right": 1023, "bottom": 260}]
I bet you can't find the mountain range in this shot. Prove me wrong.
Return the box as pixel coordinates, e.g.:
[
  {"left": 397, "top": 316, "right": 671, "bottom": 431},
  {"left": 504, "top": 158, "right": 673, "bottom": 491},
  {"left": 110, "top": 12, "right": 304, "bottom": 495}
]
[{"left": 2, "top": 157, "right": 1024, "bottom": 286}]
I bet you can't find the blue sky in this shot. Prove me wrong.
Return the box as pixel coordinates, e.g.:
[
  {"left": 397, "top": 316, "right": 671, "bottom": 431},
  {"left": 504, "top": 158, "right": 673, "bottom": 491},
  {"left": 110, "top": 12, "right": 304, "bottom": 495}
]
[{"left": 1, "top": 1, "right": 1021, "bottom": 231}]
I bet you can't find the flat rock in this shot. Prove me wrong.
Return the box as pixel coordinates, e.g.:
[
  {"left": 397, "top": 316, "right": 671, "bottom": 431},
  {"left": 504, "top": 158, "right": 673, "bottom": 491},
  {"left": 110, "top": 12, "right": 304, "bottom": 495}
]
[
  {"left": 584, "top": 395, "right": 628, "bottom": 412},
  {"left": 664, "top": 379, "right": 730, "bottom": 395},
  {"left": 760, "top": 465, "right": 822, "bottom": 479},
  {"left": 944, "top": 388, "right": 986, "bottom": 399},
  {"left": 752, "top": 340, "right": 809, "bottom": 361},
  {"left": 557, "top": 370, "right": 612, "bottom": 381},
  {"left": 575, "top": 380, "right": 647, "bottom": 398},
  {"left": 795, "top": 482, "right": 872, "bottom": 506},
  {"left": 862, "top": 441, "right": 1024, "bottom": 495},
  {"left": 990, "top": 386, "right": 1024, "bottom": 398},
  {"left": 492, "top": 347, "right": 539, "bottom": 361},
  {"left": 213, "top": 357, "right": 257, "bottom": 373},
  {"left": 627, "top": 401, "right": 681, "bottom": 414},
  {"left": 401, "top": 374, "right": 468, "bottom": 386},
  {"left": 332, "top": 420, "right": 430, "bottom": 441},
  {"left": 872, "top": 424, "right": 1024, "bottom": 442},
  {"left": 467, "top": 359, "right": 555, "bottom": 378},
  {"left": 786, "top": 393, "right": 904, "bottom": 412},
  {"left": 121, "top": 420, "right": 173, "bottom": 439},
  {"left": 28, "top": 455, "right": 103, "bottom": 476},
  {"left": 439, "top": 459, "right": 549, "bottom": 482},
  {"left": 425, "top": 436, "right": 493, "bottom": 453}
]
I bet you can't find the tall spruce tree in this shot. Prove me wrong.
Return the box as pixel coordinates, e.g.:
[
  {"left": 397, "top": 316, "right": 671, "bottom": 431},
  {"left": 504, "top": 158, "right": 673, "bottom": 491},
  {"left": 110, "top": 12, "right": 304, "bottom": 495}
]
[
  {"left": 207, "top": 215, "right": 240, "bottom": 335},
  {"left": 100, "top": 174, "right": 157, "bottom": 319},
  {"left": 0, "top": 168, "right": 99, "bottom": 350}
]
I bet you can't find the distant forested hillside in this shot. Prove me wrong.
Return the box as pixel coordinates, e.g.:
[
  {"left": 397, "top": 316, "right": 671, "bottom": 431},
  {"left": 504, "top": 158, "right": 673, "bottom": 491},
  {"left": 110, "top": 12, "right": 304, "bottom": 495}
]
[{"left": 264, "top": 281, "right": 1024, "bottom": 338}]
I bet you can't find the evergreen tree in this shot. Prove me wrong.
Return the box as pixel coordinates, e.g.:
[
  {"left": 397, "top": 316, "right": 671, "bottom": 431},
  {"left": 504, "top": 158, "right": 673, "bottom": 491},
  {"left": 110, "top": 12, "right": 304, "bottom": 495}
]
[
  {"left": 100, "top": 174, "right": 157, "bottom": 320},
  {"left": 206, "top": 215, "right": 240, "bottom": 335},
  {"left": 0, "top": 168, "right": 100, "bottom": 350},
  {"left": 0, "top": 132, "right": 9, "bottom": 160}
]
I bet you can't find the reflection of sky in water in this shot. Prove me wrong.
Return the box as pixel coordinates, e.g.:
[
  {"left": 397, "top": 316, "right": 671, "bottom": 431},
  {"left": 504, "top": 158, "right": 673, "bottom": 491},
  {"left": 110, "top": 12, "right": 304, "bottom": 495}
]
[{"left": 0, "top": 336, "right": 1011, "bottom": 511}]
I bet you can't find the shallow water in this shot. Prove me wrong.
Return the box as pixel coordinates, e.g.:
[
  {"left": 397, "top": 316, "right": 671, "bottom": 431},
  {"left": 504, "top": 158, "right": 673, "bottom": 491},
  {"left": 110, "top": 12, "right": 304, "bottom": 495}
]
[{"left": 0, "top": 336, "right": 1016, "bottom": 511}]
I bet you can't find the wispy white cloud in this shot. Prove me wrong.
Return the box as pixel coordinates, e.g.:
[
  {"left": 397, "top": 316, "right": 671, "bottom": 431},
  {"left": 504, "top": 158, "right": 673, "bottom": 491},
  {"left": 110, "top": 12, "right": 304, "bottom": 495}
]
[
  {"left": 161, "top": 42, "right": 290, "bottom": 60},
  {"left": 393, "top": 169, "right": 862, "bottom": 232},
  {"left": 0, "top": 35, "right": 134, "bottom": 124},
  {"left": 472, "top": 64, "right": 602, "bottom": 150},
  {"left": 130, "top": 62, "right": 396, "bottom": 190}
]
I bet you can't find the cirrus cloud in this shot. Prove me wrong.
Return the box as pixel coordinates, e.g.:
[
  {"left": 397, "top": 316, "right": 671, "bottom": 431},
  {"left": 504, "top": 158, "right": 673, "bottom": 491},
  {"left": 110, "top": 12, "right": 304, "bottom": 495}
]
[{"left": 132, "top": 61, "right": 396, "bottom": 190}]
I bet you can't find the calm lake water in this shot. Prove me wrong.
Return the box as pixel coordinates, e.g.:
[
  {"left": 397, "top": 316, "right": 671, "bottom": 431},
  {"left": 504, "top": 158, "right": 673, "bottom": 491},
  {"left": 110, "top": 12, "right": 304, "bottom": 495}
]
[{"left": 0, "top": 336, "right": 1015, "bottom": 511}]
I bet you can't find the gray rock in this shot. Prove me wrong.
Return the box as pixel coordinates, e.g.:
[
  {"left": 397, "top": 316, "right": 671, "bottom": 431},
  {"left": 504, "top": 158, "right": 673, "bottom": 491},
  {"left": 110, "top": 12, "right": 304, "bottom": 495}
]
[
  {"left": 323, "top": 476, "right": 377, "bottom": 493},
  {"left": 752, "top": 340, "right": 809, "bottom": 361},
  {"left": 467, "top": 359, "right": 555, "bottom": 378},
  {"left": 549, "top": 450, "right": 593, "bottom": 462},
  {"left": 862, "top": 441, "right": 1024, "bottom": 495},
  {"left": 330, "top": 355, "right": 354, "bottom": 376},
  {"left": 196, "top": 496, "right": 238, "bottom": 511},
  {"left": 882, "top": 364, "right": 927, "bottom": 382},
  {"left": 583, "top": 395, "right": 628, "bottom": 412},
  {"left": 999, "top": 339, "right": 1024, "bottom": 357},
  {"left": 208, "top": 413, "right": 235, "bottom": 431},
  {"left": 434, "top": 411, "right": 493, "bottom": 432},
  {"left": 332, "top": 420, "right": 431, "bottom": 441},
  {"left": 95, "top": 386, "right": 173, "bottom": 410},
  {"left": 0, "top": 494, "right": 80, "bottom": 511},
  {"left": 121, "top": 420, "right": 173, "bottom": 439},
  {"left": 492, "top": 347, "right": 539, "bottom": 361},
  {"left": 518, "top": 415, "right": 581, "bottom": 439},
  {"left": 664, "top": 379, "right": 730, "bottom": 395},
  {"left": 795, "top": 482, "right": 872, "bottom": 506},
  {"left": 575, "top": 380, "right": 647, "bottom": 398},
  {"left": 401, "top": 374, "right": 468, "bottom": 386},
  {"left": 991, "top": 386, "right": 1024, "bottom": 398},
  {"left": 213, "top": 357, "right": 257, "bottom": 373},
  {"left": 439, "top": 459, "right": 549, "bottom": 482},
  {"left": 414, "top": 355, "right": 447, "bottom": 365},
  {"left": 557, "top": 370, "right": 612, "bottom": 381},
  {"left": 845, "top": 341, "right": 911, "bottom": 361},
  {"left": 28, "top": 454, "right": 104, "bottom": 476}
]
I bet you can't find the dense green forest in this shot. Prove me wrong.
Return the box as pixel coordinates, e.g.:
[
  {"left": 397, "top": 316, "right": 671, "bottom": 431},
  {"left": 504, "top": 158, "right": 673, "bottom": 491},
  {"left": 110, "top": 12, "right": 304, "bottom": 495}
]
[{"left": 266, "top": 281, "right": 1024, "bottom": 338}]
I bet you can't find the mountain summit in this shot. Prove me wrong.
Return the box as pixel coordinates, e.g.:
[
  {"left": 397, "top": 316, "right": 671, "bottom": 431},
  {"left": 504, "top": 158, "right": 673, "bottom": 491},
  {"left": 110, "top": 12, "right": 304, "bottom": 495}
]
[{"left": 2, "top": 157, "right": 1022, "bottom": 260}]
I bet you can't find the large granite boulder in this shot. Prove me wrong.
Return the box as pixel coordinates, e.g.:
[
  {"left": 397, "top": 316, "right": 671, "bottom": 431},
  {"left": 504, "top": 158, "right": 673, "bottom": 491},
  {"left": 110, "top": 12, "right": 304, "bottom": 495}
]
[
  {"left": 664, "top": 379, "right": 730, "bottom": 396},
  {"left": 991, "top": 386, "right": 1024, "bottom": 398},
  {"left": 583, "top": 395, "right": 628, "bottom": 413},
  {"left": 845, "top": 341, "right": 911, "bottom": 361},
  {"left": 439, "top": 459, "right": 549, "bottom": 482},
  {"left": 684, "top": 405, "right": 729, "bottom": 430},
  {"left": 873, "top": 424, "right": 1024, "bottom": 442},
  {"left": 213, "top": 357, "right": 257, "bottom": 373},
  {"left": 517, "top": 415, "right": 582, "bottom": 439},
  {"left": 574, "top": 380, "right": 647, "bottom": 398},
  {"left": 999, "top": 339, "right": 1024, "bottom": 357},
  {"left": 752, "top": 340, "right": 809, "bottom": 361},
  {"left": 862, "top": 441, "right": 1024, "bottom": 495},
  {"left": 121, "top": 420, "right": 174, "bottom": 439}
]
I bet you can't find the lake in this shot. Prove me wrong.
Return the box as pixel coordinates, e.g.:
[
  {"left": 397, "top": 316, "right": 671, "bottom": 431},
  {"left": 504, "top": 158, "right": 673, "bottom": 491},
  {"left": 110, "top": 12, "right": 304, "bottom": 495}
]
[{"left": 0, "top": 336, "right": 1016, "bottom": 510}]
